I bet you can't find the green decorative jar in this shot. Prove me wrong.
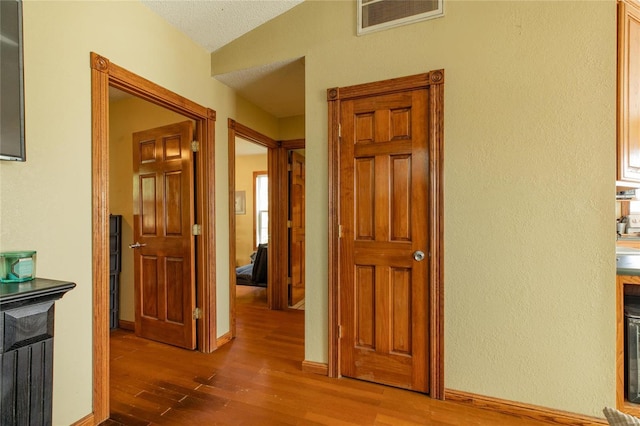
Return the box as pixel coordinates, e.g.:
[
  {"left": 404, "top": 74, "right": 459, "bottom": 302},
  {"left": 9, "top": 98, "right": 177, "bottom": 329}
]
[{"left": 0, "top": 251, "right": 36, "bottom": 282}]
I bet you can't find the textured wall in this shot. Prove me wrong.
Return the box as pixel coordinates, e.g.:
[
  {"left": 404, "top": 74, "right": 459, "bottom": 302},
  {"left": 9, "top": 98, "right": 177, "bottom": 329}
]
[
  {"left": 0, "top": 1, "right": 244, "bottom": 422},
  {"left": 279, "top": 115, "right": 305, "bottom": 141},
  {"left": 212, "top": 0, "right": 617, "bottom": 417},
  {"left": 0, "top": 0, "right": 618, "bottom": 421}
]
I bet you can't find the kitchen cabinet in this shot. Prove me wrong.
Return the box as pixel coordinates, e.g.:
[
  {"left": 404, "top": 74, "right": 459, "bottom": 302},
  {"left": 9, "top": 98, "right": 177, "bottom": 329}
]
[
  {"left": 617, "top": 275, "right": 640, "bottom": 416},
  {"left": 617, "top": 239, "right": 640, "bottom": 249},
  {"left": 618, "top": 0, "right": 640, "bottom": 184}
]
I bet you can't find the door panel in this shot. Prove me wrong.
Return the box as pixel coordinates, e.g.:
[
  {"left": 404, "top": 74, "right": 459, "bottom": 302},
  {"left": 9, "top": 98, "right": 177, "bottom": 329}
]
[
  {"left": 355, "top": 266, "right": 375, "bottom": 348},
  {"left": 165, "top": 171, "right": 184, "bottom": 235},
  {"left": 355, "top": 158, "right": 375, "bottom": 240},
  {"left": 339, "top": 90, "right": 429, "bottom": 392},
  {"left": 141, "top": 256, "right": 158, "bottom": 318},
  {"left": 391, "top": 155, "right": 411, "bottom": 241},
  {"left": 166, "top": 257, "right": 185, "bottom": 323},
  {"left": 391, "top": 268, "right": 411, "bottom": 355},
  {"left": 133, "top": 120, "right": 196, "bottom": 350},
  {"left": 140, "top": 175, "right": 157, "bottom": 234}
]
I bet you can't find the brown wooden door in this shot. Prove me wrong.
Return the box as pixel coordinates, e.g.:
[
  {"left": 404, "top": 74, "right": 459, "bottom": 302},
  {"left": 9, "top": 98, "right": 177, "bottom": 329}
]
[
  {"left": 132, "top": 121, "right": 196, "bottom": 350},
  {"left": 289, "top": 151, "right": 305, "bottom": 306},
  {"left": 339, "top": 89, "right": 429, "bottom": 392}
]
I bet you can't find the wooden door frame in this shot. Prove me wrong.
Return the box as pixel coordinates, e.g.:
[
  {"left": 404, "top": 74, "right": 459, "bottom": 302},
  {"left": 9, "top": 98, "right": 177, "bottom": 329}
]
[
  {"left": 326, "top": 70, "right": 445, "bottom": 398},
  {"left": 228, "top": 120, "right": 307, "bottom": 332},
  {"left": 280, "top": 139, "right": 306, "bottom": 309},
  {"left": 90, "top": 52, "right": 216, "bottom": 424},
  {"left": 228, "top": 120, "right": 281, "bottom": 336}
]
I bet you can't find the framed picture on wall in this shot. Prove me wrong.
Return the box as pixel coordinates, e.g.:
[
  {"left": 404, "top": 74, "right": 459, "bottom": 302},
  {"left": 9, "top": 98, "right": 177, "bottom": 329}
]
[{"left": 235, "top": 191, "right": 246, "bottom": 215}]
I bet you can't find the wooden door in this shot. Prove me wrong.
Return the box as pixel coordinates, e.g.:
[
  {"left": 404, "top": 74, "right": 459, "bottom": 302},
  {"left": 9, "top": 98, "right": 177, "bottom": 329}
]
[
  {"left": 339, "top": 89, "right": 429, "bottom": 392},
  {"left": 289, "top": 151, "right": 305, "bottom": 306},
  {"left": 132, "top": 121, "right": 196, "bottom": 349}
]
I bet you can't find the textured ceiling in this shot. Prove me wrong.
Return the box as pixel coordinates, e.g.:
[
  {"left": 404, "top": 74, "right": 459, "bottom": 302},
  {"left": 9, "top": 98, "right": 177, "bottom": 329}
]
[
  {"left": 141, "top": 0, "right": 304, "bottom": 53},
  {"left": 129, "top": 1, "right": 307, "bottom": 118}
]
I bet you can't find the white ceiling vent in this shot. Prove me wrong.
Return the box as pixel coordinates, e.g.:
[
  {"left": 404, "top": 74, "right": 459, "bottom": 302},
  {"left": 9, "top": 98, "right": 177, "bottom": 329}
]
[{"left": 357, "top": 0, "right": 444, "bottom": 36}]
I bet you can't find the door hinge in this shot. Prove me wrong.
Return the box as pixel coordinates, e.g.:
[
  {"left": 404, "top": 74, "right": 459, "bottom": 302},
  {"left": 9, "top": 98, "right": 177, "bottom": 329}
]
[
  {"left": 338, "top": 124, "right": 342, "bottom": 138},
  {"left": 338, "top": 325, "right": 343, "bottom": 338},
  {"left": 287, "top": 277, "right": 292, "bottom": 285},
  {"left": 287, "top": 220, "right": 292, "bottom": 228},
  {"left": 338, "top": 225, "right": 343, "bottom": 238},
  {"left": 192, "top": 224, "right": 202, "bottom": 236},
  {"left": 193, "top": 307, "right": 202, "bottom": 320},
  {"left": 191, "top": 140, "right": 199, "bottom": 152},
  {"left": 287, "top": 163, "right": 292, "bottom": 172}
]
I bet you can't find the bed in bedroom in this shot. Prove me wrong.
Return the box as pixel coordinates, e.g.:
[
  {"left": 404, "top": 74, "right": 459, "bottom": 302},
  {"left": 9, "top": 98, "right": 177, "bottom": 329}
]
[{"left": 235, "top": 243, "right": 267, "bottom": 287}]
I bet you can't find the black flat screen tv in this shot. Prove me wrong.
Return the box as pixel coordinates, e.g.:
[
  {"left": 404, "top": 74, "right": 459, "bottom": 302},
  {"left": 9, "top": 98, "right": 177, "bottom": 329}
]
[{"left": 0, "top": 0, "right": 25, "bottom": 161}]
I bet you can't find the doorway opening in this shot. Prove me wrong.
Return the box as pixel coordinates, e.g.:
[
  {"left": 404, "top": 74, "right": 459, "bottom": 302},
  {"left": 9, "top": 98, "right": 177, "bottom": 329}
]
[
  {"left": 109, "top": 89, "right": 199, "bottom": 349},
  {"left": 90, "top": 52, "right": 216, "bottom": 423},
  {"left": 227, "top": 120, "right": 306, "bottom": 338},
  {"left": 233, "top": 138, "right": 269, "bottom": 298},
  {"left": 233, "top": 138, "right": 269, "bottom": 313}
]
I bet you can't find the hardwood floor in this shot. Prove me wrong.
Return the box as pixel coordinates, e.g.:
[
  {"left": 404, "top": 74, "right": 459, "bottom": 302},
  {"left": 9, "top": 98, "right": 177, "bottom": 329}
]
[{"left": 108, "top": 286, "right": 555, "bottom": 425}]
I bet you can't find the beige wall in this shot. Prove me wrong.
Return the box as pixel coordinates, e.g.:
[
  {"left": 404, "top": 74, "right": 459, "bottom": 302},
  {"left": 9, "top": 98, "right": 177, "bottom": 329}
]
[
  {"left": 0, "top": 1, "right": 277, "bottom": 423},
  {"left": 235, "top": 154, "right": 268, "bottom": 266},
  {"left": 279, "top": 115, "right": 305, "bottom": 141},
  {"left": 0, "top": 0, "right": 617, "bottom": 422},
  {"left": 109, "top": 96, "right": 190, "bottom": 322},
  {"left": 235, "top": 95, "right": 280, "bottom": 139},
  {"left": 212, "top": 0, "right": 617, "bottom": 418}
]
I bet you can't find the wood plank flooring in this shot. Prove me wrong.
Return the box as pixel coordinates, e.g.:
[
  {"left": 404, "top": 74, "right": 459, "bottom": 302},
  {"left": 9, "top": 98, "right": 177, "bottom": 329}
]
[{"left": 107, "top": 286, "right": 555, "bottom": 425}]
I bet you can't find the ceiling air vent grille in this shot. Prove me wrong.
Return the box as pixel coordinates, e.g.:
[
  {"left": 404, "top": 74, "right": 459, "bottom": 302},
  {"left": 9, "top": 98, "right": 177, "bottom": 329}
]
[{"left": 357, "top": 0, "right": 444, "bottom": 35}]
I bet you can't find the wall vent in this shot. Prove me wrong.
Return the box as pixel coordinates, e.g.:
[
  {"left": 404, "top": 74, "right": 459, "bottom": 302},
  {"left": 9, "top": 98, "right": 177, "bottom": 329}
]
[{"left": 357, "top": 0, "right": 444, "bottom": 35}]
